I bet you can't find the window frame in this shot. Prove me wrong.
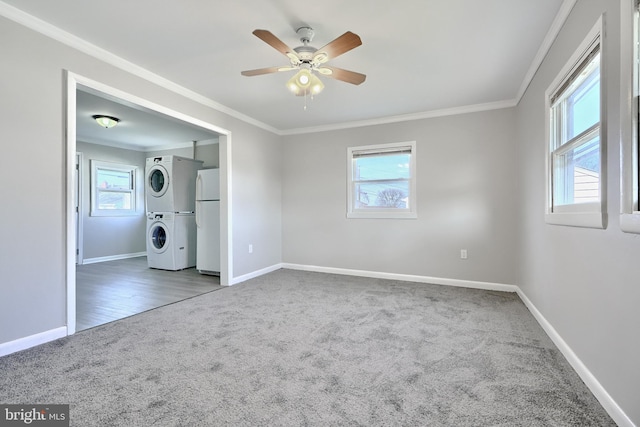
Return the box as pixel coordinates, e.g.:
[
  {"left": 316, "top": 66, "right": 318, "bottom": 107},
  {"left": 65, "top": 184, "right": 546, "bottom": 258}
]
[
  {"left": 620, "top": 0, "right": 640, "bottom": 233},
  {"left": 90, "top": 160, "right": 137, "bottom": 217},
  {"left": 544, "top": 16, "right": 606, "bottom": 229},
  {"left": 347, "top": 141, "right": 417, "bottom": 219}
]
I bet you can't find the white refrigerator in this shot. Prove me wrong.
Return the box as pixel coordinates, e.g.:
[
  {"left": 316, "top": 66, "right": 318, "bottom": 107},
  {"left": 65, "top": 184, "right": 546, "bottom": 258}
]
[{"left": 195, "top": 169, "right": 220, "bottom": 275}]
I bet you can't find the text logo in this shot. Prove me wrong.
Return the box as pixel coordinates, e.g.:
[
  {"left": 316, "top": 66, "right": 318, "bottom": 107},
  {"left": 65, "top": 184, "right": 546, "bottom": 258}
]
[{"left": 0, "top": 405, "right": 69, "bottom": 427}]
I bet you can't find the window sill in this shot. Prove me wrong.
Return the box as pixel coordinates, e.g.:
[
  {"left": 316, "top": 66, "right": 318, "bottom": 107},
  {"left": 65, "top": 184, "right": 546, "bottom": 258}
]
[
  {"left": 620, "top": 213, "right": 640, "bottom": 233},
  {"left": 545, "top": 212, "right": 605, "bottom": 229},
  {"left": 347, "top": 211, "right": 417, "bottom": 219},
  {"left": 90, "top": 210, "right": 139, "bottom": 217}
]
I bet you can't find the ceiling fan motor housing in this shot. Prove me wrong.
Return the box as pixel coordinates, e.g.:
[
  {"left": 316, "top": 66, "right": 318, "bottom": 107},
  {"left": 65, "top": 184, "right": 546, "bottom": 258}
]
[
  {"left": 294, "top": 45, "right": 316, "bottom": 61},
  {"left": 296, "top": 26, "right": 315, "bottom": 44},
  {"left": 294, "top": 27, "right": 317, "bottom": 61}
]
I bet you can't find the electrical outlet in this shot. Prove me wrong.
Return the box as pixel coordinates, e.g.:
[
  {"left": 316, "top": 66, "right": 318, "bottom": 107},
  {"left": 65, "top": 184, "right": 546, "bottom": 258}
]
[
  {"left": 248, "top": 244, "right": 253, "bottom": 254},
  {"left": 460, "top": 249, "right": 468, "bottom": 259}
]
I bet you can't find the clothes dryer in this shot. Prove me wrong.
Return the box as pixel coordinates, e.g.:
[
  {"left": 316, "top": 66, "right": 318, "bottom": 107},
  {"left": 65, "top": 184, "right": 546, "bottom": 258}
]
[
  {"left": 146, "top": 212, "right": 196, "bottom": 270},
  {"left": 145, "top": 156, "right": 203, "bottom": 213}
]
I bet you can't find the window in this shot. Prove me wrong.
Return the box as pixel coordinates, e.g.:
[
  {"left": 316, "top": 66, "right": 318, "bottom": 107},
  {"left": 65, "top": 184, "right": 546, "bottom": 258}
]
[
  {"left": 545, "top": 17, "right": 605, "bottom": 228},
  {"left": 620, "top": 0, "right": 640, "bottom": 233},
  {"left": 90, "top": 160, "right": 137, "bottom": 216},
  {"left": 347, "top": 141, "right": 417, "bottom": 219}
]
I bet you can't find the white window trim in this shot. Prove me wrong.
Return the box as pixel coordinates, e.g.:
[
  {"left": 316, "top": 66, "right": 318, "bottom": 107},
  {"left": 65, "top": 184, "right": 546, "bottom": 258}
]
[
  {"left": 347, "top": 141, "right": 417, "bottom": 219},
  {"left": 90, "top": 160, "right": 137, "bottom": 217},
  {"left": 544, "top": 16, "right": 606, "bottom": 229},
  {"left": 620, "top": 0, "right": 640, "bottom": 233}
]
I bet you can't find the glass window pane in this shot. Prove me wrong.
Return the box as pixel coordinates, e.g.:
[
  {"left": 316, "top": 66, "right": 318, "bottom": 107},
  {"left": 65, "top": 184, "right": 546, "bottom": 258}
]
[
  {"left": 567, "top": 61, "right": 600, "bottom": 139},
  {"left": 354, "top": 153, "right": 411, "bottom": 181},
  {"left": 98, "top": 191, "right": 132, "bottom": 210},
  {"left": 97, "top": 168, "right": 131, "bottom": 190},
  {"left": 90, "top": 161, "right": 137, "bottom": 216},
  {"left": 553, "top": 134, "right": 600, "bottom": 206},
  {"left": 348, "top": 142, "right": 416, "bottom": 218},
  {"left": 355, "top": 181, "right": 409, "bottom": 208}
]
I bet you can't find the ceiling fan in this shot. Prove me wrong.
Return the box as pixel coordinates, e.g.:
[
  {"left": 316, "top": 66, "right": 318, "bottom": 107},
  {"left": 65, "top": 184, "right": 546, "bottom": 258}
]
[{"left": 241, "top": 27, "right": 366, "bottom": 97}]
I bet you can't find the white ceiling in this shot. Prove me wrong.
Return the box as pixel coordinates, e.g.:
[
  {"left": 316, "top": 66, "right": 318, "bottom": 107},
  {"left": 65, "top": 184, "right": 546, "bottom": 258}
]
[
  {"left": 2, "top": 0, "right": 569, "bottom": 140},
  {"left": 76, "top": 89, "right": 220, "bottom": 151}
]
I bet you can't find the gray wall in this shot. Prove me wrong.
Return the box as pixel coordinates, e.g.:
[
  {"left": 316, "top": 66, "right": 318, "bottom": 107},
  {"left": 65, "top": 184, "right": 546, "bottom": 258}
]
[
  {"left": 232, "top": 124, "right": 283, "bottom": 277},
  {"left": 76, "top": 141, "right": 147, "bottom": 260},
  {"left": 515, "top": 0, "right": 639, "bottom": 423},
  {"left": 0, "top": 15, "right": 282, "bottom": 344},
  {"left": 282, "top": 108, "right": 519, "bottom": 285},
  {"left": 194, "top": 140, "right": 219, "bottom": 168},
  {"left": 145, "top": 138, "right": 219, "bottom": 168}
]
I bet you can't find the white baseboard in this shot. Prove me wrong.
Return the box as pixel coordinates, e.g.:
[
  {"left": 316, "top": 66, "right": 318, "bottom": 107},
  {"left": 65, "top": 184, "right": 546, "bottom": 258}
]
[
  {"left": 0, "top": 327, "right": 67, "bottom": 358},
  {"left": 281, "top": 263, "right": 518, "bottom": 293},
  {"left": 516, "top": 289, "right": 635, "bottom": 427},
  {"left": 230, "top": 263, "right": 283, "bottom": 286},
  {"left": 82, "top": 252, "right": 146, "bottom": 265}
]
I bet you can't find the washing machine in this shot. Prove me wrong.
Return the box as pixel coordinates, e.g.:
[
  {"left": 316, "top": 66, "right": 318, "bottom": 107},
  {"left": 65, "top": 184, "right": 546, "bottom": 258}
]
[
  {"left": 146, "top": 212, "right": 197, "bottom": 270},
  {"left": 145, "top": 156, "right": 204, "bottom": 213}
]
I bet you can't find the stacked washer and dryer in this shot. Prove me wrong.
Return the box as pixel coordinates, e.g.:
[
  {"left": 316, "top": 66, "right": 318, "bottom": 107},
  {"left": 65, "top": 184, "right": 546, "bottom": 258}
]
[{"left": 145, "top": 156, "right": 203, "bottom": 270}]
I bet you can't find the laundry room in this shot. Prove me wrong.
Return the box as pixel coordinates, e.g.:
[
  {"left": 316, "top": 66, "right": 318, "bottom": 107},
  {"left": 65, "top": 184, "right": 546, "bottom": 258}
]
[
  {"left": 76, "top": 141, "right": 219, "bottom": 261},
  {"left": 74, "top": 88, "right": 222, "bottom": 331}
]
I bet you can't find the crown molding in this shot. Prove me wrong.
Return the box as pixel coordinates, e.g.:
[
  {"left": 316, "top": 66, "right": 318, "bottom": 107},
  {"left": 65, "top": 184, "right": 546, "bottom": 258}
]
[
  {"left": 77, "top": 136, "right": 218, "bottom": 153},
  {"left": 280, "top": 99, "right": 518, "bottom": 136},
  {"left": 515, "top": 0, "right": 577, "bottom": 103}
]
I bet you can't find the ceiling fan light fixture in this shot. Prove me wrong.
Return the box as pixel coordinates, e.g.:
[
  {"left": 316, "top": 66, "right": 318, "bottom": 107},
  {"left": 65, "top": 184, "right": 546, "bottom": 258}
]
[
  {"left": 310, "top": 73, "right": 324, "bottom": 95},
  {"left": 286, "top": 69, "right": 325, "bottom": 97},
  {"left": 287, "top": 82, "right": 299, "bottom": 93},
  {"left": 92, "top": 115, "right": 120, "bottom": 128},
  {"left": 287, "top": 69, "right": 315, "bottom": 96}
]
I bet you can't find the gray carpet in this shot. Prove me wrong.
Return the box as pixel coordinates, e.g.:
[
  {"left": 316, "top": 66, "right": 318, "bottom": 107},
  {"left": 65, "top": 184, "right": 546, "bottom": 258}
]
[{"left": 0, "top": 269, "right": 614, "bottom": 426}]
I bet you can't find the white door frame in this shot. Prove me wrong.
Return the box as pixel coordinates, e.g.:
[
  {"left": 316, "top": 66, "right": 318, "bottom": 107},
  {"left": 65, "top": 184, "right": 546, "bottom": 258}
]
[
  {"left": 75, "top": 152, "right": 84, "bottom": 265},
  {"left": 65, "top": 71, "right": 233, "bottom": 335}
]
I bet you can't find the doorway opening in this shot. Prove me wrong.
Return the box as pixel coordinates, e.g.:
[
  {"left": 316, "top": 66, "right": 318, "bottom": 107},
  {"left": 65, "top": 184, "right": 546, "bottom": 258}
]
[{"left": 66, "top": 71, "right": 233, "bottom": 335}]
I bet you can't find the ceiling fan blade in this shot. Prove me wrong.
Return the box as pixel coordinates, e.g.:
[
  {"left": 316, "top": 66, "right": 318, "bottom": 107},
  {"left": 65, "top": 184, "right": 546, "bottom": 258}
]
[
  {"left": 317, "top": 67, "right": 366, "bottom": 85},
  {"left": 312, "top": 31, "right": 362, "bottom": 64},
  {"left": 241, "top": 66, "right": 287, "bottom": 76},
  {"left": 252, "top": 29, "right": 296, "bottom": 57}
]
